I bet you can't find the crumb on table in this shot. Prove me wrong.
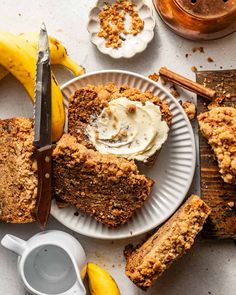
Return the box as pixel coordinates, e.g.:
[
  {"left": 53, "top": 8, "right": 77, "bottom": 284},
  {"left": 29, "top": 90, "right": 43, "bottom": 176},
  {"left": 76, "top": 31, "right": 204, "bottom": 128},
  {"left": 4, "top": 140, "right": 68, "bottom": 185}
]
[
  {"left": 207, "top": 95, "right": 225, "bottom": 110},
  {"left": 207, "top": 57, "right": 214, "bottom": 63},
  {"left": 148, "top": 72, "right": 159, "bottom": 82},
  {"left": 180, "top": 101, "right": 196, "bottom": 120},
  {"left": 191, "top": 66, "right": 198, "bottom": 73},
  {"left": 192, "top": 47, "right": 205, "bottom": 53}
]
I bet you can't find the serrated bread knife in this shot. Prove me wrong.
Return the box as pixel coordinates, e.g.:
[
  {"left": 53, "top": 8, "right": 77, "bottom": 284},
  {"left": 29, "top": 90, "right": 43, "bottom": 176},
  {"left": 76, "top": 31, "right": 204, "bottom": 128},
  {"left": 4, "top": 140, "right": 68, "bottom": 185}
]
[{"left": 33, "top": 23, "right": 52, "bottom": 229}]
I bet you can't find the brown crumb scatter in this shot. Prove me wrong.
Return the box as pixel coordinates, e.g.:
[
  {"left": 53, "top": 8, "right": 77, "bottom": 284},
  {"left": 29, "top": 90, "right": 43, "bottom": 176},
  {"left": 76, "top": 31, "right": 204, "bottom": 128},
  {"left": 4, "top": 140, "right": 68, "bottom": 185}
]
[
  {"left": 192, "top": 47, "right": 205, "bottom": 53},
  {"left": 198, "top": 107, "right": 236, "bottom": 184},
  {"left": 148, "top": 72, "right": 159, "bottom": 82},
  {"left": 185, "top": 53, "right": 189, "bottom": 58},
  {"left": 191, "top": 66, "right": 198, "bottom": 73},
  {"left": 207, "top": 95, "right": 225, "bottom": 110},
  {"left": 127, "top": 104, "right": 136, "bottom": 113},
  {"left": 207, "top": 57, "right": 214, "bottom": 63},
  {"left": 180, "top": 101, "right": 196, "bottom": 120},
  {"left": 97, "top": 0, "right": 144, "bottom": 49}
]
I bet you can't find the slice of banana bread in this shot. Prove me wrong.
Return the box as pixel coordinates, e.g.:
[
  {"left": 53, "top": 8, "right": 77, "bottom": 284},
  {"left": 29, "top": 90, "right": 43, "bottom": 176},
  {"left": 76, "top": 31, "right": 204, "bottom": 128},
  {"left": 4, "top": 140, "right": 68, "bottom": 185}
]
[
  {"left": 53, "top": 134, "right": 154, "bottom": 227},
  {"left": 0, "top": 118, "right": 37, "bottom": 223},
  {"left": 68, "top": 83, "right": 172, "bottom": 166},
  {"left": 124, "top": 195, "right": 211, "bottom": 290}
]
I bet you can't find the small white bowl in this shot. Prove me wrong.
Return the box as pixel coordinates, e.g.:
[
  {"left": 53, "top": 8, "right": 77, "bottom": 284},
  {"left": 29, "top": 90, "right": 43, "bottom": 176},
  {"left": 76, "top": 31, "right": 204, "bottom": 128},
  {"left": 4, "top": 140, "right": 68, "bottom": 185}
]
[{"left": 87, "top": 0, "right": 155, "bottom": 59}]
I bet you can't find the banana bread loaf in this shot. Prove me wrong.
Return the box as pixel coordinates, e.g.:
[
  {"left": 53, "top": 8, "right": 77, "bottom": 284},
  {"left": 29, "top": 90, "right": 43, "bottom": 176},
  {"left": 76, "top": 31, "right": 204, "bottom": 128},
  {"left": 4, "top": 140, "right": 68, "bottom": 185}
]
[
  {"left": 0, "top": 118, "right": 37, "bottom": 223},
  {"left": 53, "top": 134, "right": 154, "bottom": 227},
  {"left": 124, "top": 195, "right": 211, "bottom": 290}
]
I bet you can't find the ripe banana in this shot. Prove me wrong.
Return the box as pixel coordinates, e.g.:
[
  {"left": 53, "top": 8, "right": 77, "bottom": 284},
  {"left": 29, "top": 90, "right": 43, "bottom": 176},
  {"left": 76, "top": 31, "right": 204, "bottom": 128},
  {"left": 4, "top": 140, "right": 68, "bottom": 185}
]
[
  {"left": 87, "top": 263, "right": 120, "bottom": 295},
  {"left": 0, "top": 31, "right": 65, "bottom": 142},
  {"left": 0, "top": 32, "right": 85, "bottom": 81}
]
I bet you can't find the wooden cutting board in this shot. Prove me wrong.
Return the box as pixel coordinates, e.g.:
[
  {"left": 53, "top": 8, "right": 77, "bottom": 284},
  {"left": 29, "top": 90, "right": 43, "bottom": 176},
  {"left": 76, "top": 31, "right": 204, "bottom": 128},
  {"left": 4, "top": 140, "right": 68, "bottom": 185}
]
[{"left": 197, "top": 70, "right": 236, "bottom": 239}]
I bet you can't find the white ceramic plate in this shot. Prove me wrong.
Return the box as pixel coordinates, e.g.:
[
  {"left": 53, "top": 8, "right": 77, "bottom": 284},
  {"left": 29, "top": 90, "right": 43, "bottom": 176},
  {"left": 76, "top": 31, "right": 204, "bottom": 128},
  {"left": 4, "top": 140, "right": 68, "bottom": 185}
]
[
  {"left": 87, "top": 0, "right": 155, "bottom": 58},
  {"left": 51, "top": 70, "right": 196, "bottom": 240}
]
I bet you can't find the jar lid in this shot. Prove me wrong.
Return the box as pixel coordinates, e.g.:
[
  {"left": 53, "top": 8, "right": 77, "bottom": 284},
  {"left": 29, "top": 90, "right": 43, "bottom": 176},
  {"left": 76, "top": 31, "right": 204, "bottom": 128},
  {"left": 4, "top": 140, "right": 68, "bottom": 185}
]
[{"left": 175, "top": 0, "right": 236, "bottom": 18}]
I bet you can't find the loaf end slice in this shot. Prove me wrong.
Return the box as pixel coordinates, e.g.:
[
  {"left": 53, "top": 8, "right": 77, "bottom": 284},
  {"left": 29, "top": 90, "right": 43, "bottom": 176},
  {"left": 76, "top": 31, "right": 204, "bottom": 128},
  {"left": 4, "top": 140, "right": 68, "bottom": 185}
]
[
  {"left": 53, "top": 134, "right": 154, "bottom": 227},
  {"left": 124, "top": 195, "right": 211, "bottom": 290},
  {"left": 0, "top": 118, "right": 37, "bottom": 223}
]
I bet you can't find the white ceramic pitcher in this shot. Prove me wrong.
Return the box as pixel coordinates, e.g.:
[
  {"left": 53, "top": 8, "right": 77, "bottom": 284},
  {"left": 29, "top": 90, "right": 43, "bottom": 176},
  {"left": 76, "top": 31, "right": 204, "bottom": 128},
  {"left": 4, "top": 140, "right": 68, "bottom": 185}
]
[{"left": 1, "top": 230, "right": 87, "bottom": 295}]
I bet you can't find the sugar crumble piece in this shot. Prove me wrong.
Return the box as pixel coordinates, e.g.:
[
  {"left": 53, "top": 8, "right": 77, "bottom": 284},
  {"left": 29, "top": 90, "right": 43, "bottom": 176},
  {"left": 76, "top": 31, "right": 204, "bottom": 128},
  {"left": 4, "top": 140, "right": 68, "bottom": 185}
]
[
  {"left": 148, "top": 72, "right": 159, "bottom": 82},
  {"left": 192, "top": 47, "right": 205, "bottom": 53},
  {"left": 207, "top": 57, "right": 214, "bottom": 63},
  {"left": 180, "top": 101, "right": 196, "bottom": 120},
  {"left": 191, "top": 66, "right": 198, "bottom": 73}
]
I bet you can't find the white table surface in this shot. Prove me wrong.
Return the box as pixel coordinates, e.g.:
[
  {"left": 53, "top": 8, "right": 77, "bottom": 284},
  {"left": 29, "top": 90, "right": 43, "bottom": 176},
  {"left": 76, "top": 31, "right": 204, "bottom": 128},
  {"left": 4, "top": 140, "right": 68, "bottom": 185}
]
[{"left": 0, "top": 1, "right": 236, "bottom": 294}]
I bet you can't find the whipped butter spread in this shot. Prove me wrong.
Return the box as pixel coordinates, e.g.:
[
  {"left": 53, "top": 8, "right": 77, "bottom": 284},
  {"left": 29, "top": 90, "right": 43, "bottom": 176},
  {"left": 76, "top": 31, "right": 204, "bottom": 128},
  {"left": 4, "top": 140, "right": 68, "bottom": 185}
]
[{"left": 86, "top": 97, "right": 169, "bottom": 162}]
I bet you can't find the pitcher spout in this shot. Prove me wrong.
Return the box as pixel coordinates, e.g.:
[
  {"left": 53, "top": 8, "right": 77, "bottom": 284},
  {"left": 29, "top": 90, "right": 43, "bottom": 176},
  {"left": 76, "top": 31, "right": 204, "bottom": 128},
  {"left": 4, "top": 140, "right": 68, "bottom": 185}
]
[
  {"left": 1, "top": 234, "right": 26, "bottom": 256},
  {"left": 59, "top": 259, "right": 87, "bottom": 295}
]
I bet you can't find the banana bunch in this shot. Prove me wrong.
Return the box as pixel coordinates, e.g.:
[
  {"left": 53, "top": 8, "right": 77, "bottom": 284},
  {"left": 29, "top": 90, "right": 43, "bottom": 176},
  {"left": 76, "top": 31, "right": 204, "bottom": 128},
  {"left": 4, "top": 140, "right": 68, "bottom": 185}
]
[
  {"left": 87, "top": 263, "right": 120, "bottom": 295},
  {"left": 0, "top": 32, "right": 85, "bottom": 81},
  {"left": 0, "top": 31, "right": 85, "bottom": 141}
]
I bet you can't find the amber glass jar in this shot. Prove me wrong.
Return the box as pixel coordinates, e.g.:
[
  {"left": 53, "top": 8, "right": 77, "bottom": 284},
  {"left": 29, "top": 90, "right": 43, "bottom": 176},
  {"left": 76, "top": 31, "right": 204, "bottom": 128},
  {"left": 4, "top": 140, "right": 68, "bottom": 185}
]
[{"left": 153, "top": 0, "right": 236, "bottom": 40}]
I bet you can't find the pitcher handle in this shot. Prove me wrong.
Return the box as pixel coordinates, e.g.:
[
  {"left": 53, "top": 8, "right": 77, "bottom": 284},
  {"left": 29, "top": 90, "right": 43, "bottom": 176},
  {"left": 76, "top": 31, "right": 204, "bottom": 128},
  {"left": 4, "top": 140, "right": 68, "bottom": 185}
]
[{"left": 1, "top": 234, "right": 26, "bottom": 256}]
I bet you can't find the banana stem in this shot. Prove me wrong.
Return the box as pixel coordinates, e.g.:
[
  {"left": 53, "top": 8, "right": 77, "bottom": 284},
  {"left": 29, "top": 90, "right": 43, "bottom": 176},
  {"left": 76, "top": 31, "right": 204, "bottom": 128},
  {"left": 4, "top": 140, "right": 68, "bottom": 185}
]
[{"left": 61, "top": 56, "right": 85, "bottom": 76}]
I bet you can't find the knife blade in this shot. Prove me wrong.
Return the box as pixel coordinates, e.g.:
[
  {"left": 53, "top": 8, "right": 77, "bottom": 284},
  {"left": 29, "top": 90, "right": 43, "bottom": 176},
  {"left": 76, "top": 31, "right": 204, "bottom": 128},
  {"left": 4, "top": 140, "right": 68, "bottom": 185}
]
[{"left": 33, "top": 23, "right": 53, "bottom": 229}]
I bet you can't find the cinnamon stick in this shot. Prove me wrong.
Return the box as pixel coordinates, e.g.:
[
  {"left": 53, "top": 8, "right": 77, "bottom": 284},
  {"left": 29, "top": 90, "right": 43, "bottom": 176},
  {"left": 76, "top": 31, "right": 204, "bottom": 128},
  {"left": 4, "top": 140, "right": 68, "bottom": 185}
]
[{"left": 159, "top": 67, "right": 216, "bottom": 101}]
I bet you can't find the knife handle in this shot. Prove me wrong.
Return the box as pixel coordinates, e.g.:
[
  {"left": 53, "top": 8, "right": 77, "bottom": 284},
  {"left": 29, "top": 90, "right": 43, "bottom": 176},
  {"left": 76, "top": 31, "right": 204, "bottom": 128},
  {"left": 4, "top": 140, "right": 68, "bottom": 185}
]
[{"left": 36, "top": 145, "right": 53, "bottom": 229}]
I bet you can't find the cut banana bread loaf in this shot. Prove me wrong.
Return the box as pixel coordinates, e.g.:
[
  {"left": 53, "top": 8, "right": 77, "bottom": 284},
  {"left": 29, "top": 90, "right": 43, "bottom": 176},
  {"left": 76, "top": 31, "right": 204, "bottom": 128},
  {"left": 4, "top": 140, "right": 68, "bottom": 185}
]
[
  {"left": 124, "top": 195, "right": 211, "bottom": 290},
  {"left": 68, "top": 83, "right": 172, "bottom": 166},
  {"left": 53, "top": 134, "right": 154, "bottom": 227},
  {"left": 198, "top": 107, "right": 236, "bottom": 184},
  {"left": 0, "top": 118, "right": 37, "bottom": 223}
]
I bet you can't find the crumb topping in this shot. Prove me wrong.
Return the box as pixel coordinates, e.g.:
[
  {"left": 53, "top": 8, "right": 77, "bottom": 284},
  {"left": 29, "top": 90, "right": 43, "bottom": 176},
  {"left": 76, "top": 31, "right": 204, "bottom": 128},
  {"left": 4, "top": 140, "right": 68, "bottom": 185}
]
[
  {"left": 97, "top": 0, "right": 144, "bottom": 48},
  {"left": 53, "top": 134, "right": 154, "bottom": 227},
  {"left": 198, "top": 107, "right": 236, "bottom": 184}
]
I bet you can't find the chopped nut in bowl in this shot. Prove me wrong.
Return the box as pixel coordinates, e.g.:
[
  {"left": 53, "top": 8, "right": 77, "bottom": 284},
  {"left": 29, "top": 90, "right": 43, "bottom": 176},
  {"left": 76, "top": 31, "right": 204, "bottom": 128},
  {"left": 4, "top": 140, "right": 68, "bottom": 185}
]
[{"left": 87, "top": 0, "right": 155, "bottom": 58}]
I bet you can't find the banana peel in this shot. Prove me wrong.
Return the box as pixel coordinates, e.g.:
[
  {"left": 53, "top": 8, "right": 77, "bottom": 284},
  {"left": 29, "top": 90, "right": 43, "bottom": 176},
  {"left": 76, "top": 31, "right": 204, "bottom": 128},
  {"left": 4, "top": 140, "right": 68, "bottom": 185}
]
[
  {"left": 0, "top": 31, "right": 65, "bottom": 142},
  {"left": 0, "top": 32, "right": 85, "bottom": 81},
  {"left": 87, "top": 263, "right": 120, "bottom": 295}
]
